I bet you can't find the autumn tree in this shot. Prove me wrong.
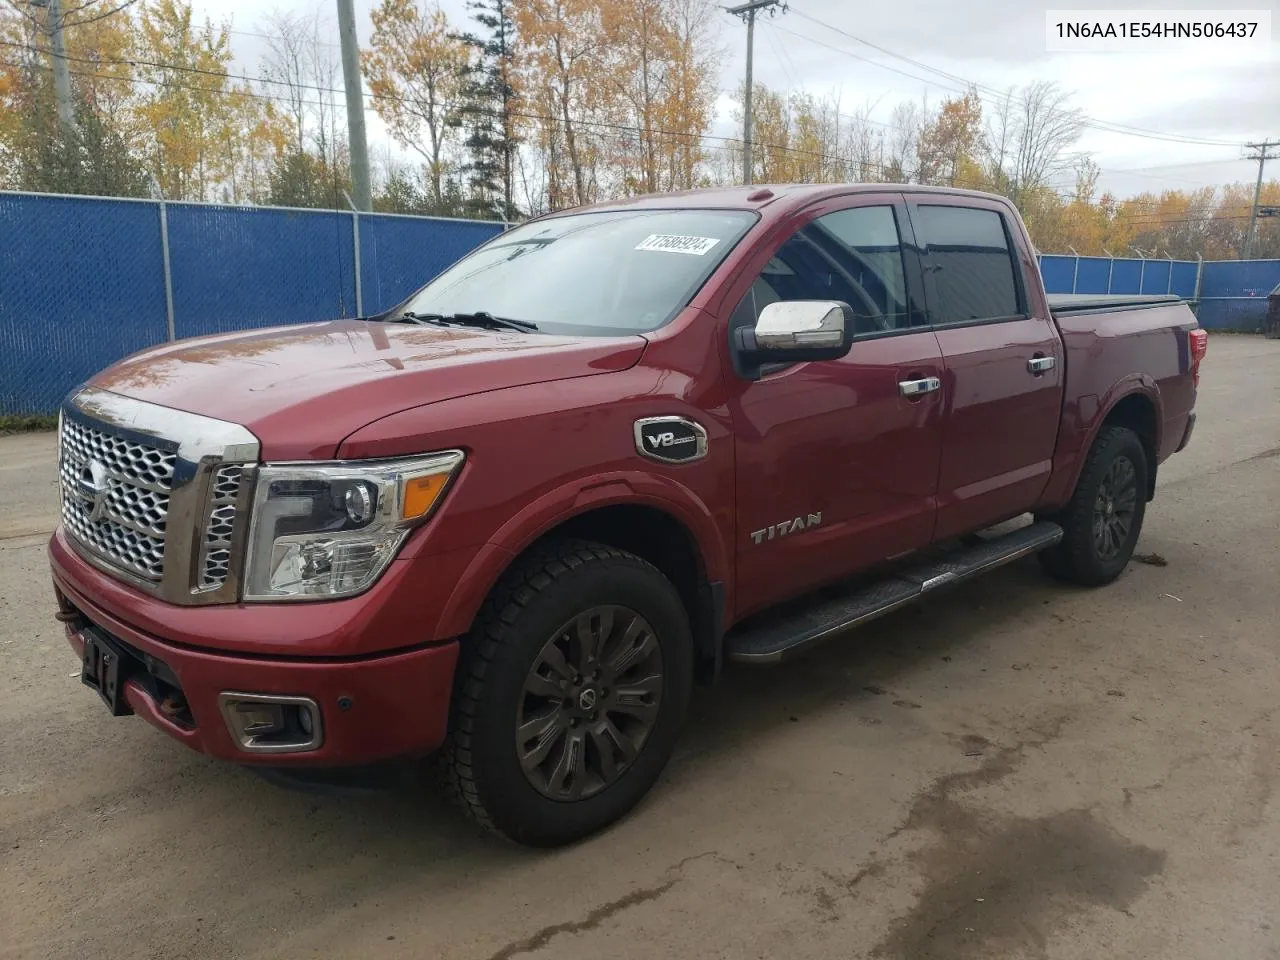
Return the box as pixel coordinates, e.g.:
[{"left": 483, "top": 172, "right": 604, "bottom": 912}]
[
  {"left": 984, "top": 80, "right": 1084, "bottom": 204},
  {"left": 365, "top": 0, "right": 468, "bottom": 211},
  {"left": 0, "top": 0, "right": 148, "bottom": 195},
  {"left": 656, "top": 0, "right": 715, "bottom": 190},
  {"left": 916, "top": 90, "right": 982, "bottom": 187},
  {"left": 133, "top": 0, "right": 242, "bottom": 200},
  {"left": 514, "top": 0, "right": 605, "bottom": 208},
  {"left": 256, "top": 9, "right": 347, "bottom": 208},
  {"left": 602, "top": 0, "right": 716, "bottom": 196}
]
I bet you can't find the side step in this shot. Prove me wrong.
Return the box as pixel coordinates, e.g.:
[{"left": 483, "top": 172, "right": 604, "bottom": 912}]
[{"left": 725, "top": 520, "right": 1063, "bottom": 665}]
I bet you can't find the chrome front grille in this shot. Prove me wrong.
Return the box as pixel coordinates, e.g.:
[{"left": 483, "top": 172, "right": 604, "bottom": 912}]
[
  {"left": 59, "top": 416, "right": 177, "bottom": 581},
  {"left": 200, "top": 464, "right": 245, "bottom": 589},
  {"left": 58, "top": 388, "right": 260, "bottom": 604}
]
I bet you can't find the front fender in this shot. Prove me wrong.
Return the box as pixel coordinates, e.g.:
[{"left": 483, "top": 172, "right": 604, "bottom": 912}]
[{"left": 431, "top": 470, "right": 731, "bottom": 641}]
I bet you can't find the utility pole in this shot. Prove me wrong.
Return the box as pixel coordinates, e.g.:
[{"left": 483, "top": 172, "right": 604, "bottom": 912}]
[
  {"left": 30, "top": 0, "right": 77, "bottom": 141},
  {"left": 1243, "top": 140, "right": 1278, "bottom": 260},
  {"left": 336, "top": 0, "right": 372, "bottom": 211},
  {"left": 726, "top": 0, "right": 784, "bottom": 186}
]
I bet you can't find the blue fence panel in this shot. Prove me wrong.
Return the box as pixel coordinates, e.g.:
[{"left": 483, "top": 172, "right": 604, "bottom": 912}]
[
  {"left": 359, "top": 214, "right": 504, "bottom": 316},
  {"left": 1037, "top": 255, "right": 1198, "bottom": 297},
  {"left": 1074, "top": 257, "right": 1113, "bottom": 293},
  {"left": 1140, "top": 260, "right": 1172, "bottom": 295},
  {"left": 1171, "top": 261, "right": 1198, "bottom": 298},
  {"left": 1198, "top": 260, "right": 1280, "bottom": 299},
  {"left": 0, "top": 194, "right": 168, "bottom": 415},
  {"left": 1107, "top": 259, "right": 1142, "bottom": 294},
  {"left": 1196, "top": 260, "right": 1280, "bottom": 330},
  {"left": 6, "top": 188, "right": 1280, "bottom": 414},
  {"left": 167, "top": 204, "right": 359, "bottom": 337},
  {"left": 1196, "top": 299, "right": 1270, "bottom": 331},
  {"left": 1038, "top": 255, "right": 1076, "bottom": 293}
]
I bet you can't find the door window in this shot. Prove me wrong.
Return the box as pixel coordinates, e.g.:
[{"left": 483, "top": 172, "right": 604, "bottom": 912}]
[
  {"left": 732, "top": 205, "right": 912, "bottom": 336},
  {"left": 913, "top": 205, "right": 1022, "bottom": 324}
]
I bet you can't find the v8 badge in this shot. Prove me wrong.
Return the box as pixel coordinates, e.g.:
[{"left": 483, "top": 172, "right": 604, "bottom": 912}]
[{"left": 634, "top": 416, "right": 708, "bottom": 464}]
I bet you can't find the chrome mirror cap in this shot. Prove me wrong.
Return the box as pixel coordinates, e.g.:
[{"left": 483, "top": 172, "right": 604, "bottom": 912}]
[{"left": 754, "top": 300, "right": 849, "bottom": 351}]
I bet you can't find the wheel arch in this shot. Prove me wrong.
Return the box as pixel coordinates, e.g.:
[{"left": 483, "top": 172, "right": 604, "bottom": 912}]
[
  {"left": 1054, "top": 380, "right": 1163, "bottom": 507},
  {"left": 434, "top": 476, "right": 729, "bottom": 681},
  {"left": 1100, "top": 392, "right": 1159, "bottom": 500}
]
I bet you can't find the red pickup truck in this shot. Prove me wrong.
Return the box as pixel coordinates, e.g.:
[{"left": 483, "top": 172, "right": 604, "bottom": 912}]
[{"left": 51, "top": 184, "right": 1206, "bottom": 846}]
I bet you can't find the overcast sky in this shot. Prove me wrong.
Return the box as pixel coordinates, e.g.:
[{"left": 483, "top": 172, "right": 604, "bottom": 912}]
[{"left": 197, "top": 0, "right": 1280, "bottom": 198}]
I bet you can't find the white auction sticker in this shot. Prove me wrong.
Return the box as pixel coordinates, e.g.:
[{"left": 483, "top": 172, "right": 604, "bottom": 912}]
[
  {"left": 1046, "top": 10, "right": 1271, "bottom": 52},
  {"left": 635, "top": 234, "right": 720, "bottom": 255}
]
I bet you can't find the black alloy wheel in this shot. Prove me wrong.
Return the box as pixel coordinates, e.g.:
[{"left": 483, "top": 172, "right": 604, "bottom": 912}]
[
  {"left": 1038, "top": 425, "right": 1149, "bottom": 586},
  {"left": 1092, "top": 454, "right": 1139, "bottom": 562},
  {"left": 517, "top": 606, "right": 664, "bottom": 801},
  {"left": 440, "top": 540, "right": 693, "bottom": 846}
]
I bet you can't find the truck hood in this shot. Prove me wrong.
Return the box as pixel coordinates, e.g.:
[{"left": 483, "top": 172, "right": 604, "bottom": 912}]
[{"left": 89, "top": 319, "right": 647, "bottom": 459}]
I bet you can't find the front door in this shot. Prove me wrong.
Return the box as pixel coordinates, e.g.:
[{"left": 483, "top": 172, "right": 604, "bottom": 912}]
[{"left": 724, "top": 195, "right": 946, "bottom": 619}]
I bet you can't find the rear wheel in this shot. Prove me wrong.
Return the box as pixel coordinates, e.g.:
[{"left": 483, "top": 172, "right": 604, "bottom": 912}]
[
  {"left": 440, "top": 540, "right": 693, "bottom": 847},
  {"left": 1040, "top": 425, "right": 1148, "bottom": 586}
]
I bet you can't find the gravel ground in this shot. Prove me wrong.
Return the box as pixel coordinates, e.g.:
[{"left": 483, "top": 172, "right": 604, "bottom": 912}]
[{"left": 1, "top": 335, "right": 1278, "bottom": 960}]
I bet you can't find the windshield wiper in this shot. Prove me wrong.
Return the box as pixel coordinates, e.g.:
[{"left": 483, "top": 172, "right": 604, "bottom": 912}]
[{"left": 391, "top": 310, "right": 538, "bottom": 332}]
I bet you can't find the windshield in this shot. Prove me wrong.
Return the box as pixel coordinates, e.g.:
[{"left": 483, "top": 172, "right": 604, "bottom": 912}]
[{"left": 396, "top": 209, "right": 758, "bottom": 336}]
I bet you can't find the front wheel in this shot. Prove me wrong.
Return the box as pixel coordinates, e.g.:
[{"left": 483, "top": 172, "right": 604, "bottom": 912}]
[
  {"left": 1039, "top": 425, "right": 1148, "bottom": 586},
  {"left": 440, "top": 540, "right": 693, "bottom": 846}
]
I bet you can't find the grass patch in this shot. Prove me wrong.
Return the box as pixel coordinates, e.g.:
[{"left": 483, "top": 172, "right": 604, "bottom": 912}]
[{"left": 0, "top": 413, "right": 58, "bottom": 436}]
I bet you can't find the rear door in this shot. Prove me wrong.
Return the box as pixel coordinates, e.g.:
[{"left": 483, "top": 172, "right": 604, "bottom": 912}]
[
  {"left": 907, "top": 198, "right": 1064, "bottom": 540},
  {"left": 725, "top": 194, "right": 945, "bottom": 617}
]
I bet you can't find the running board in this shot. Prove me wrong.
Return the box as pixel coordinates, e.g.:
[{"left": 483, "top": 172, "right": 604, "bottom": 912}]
[{"left": 725, "top": 520, "right": 1064, "bottom": 665}]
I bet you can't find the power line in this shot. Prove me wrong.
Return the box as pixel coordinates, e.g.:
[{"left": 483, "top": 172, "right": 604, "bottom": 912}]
[
  {"left": 768, "top": 20, "right": 1254, "bottom": 197},
  {"left": 785, "top": 7, "right": 1244, "bottom": 149},
  {"left": 2, "top": 49, "right": 1251, "bottom": 223},
  {"left": 0, "top": 36, "right": 1248, "bottom": 211},
  {"left": 2, "top": 41, "right": 1269, "bottom": 228},
  {"left": 0, "top": 46, "right": 846, "bottom": 168}
]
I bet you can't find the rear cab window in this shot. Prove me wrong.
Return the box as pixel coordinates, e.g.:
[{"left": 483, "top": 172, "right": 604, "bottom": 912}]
[{"left": 912, "top": 204, "right": 1026, "bottom": 326}]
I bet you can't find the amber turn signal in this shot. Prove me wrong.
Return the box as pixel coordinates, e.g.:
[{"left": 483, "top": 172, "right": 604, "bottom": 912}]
[{"left": 402, "top": 472, "right": 452, "bottom": 521}]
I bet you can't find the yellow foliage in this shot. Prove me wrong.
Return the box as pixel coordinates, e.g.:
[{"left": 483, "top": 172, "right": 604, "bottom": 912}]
[
  {"left": 132, "top": 0, "right": 244, "bottom": 200},
  {"left": 512, "top": 0, "right": 607, "bottom": 207},
  {"left": 364, "top": 0, "right": 468, "bottom": 205}
]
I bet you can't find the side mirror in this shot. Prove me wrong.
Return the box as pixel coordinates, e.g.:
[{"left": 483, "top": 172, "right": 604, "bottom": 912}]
[{"left": 733, "top": 300, "right": 854, "bottom": 376}]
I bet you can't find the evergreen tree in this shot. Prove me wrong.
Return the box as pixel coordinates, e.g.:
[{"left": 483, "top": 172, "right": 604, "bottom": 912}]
[{"left": 451, "top": 0, "right": 520, "bottom": 221}]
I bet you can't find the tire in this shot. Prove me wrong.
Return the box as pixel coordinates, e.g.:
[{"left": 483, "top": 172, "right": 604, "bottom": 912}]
[
  {"left": 1039, "top": 425, "right": 1148, "bottom": 586},
  {"left": 440, "top": 539, "right": 693, "bottom": 847}
]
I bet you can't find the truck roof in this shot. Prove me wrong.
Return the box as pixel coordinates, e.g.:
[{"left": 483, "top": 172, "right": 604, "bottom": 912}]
[{"left": 543, "top": 183, "right": 1013, "bottom": 220}]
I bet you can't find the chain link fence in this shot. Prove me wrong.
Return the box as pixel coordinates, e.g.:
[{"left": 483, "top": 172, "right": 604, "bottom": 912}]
[{"left": 0, "top": 190, "right": 504, "bottom": 414}]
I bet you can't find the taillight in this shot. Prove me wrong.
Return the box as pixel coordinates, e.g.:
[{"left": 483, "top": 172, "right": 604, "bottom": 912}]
[{"left": 1188, "top": 328, "right": 1208, "bottom": 387}]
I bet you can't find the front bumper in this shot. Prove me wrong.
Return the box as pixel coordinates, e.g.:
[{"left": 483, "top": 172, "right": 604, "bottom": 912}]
[{"left": 52, "top": 531, "right": 460, "bottom": 766}]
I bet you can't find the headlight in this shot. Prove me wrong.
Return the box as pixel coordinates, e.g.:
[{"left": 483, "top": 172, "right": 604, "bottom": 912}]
[{"left": 242, "top": 451, "right": 464, "bottom": 601}]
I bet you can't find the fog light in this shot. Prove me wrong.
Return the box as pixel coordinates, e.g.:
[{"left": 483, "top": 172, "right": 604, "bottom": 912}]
[
  {"left": 234, "top": 702, "right": 286, "bottom": 736},
  {"left": 218, "top": 692, "right": 323, "bottom": 754}
]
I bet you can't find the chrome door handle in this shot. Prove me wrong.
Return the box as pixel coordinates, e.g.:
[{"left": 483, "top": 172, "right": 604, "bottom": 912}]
[
  {"left": 899, "top": 376, "right": 941, "bottom": 397},
  {"left": 1027, "top": 356, "right": 1056, "bottom": 374}
]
